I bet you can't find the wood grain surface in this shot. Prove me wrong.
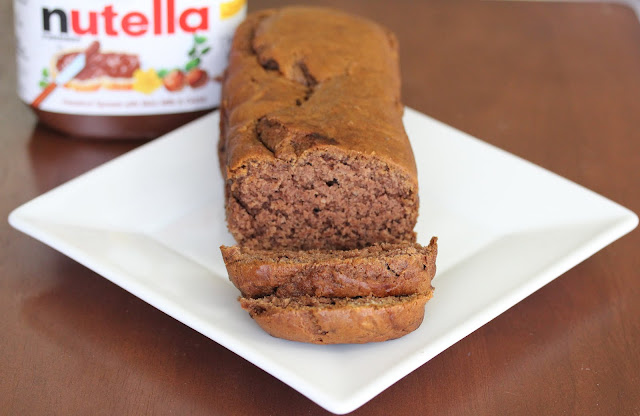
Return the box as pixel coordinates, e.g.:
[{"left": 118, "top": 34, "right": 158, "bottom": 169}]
[{"left": 1, "top": 1, "right": 639, "bottom": 415}]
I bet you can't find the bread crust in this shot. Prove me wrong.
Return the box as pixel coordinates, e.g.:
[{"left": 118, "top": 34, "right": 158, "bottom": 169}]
[{"left": 240, "top": 292, "right": 432, "bottom": 344}]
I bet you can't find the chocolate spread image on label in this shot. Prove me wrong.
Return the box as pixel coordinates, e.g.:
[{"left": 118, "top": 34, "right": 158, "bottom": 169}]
[{"left": 56, "top": 50, "right": 140, "bottom": 82}]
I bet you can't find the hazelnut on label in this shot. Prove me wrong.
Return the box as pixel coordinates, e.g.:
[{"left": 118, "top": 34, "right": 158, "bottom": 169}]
[
  {"left": 187, "top": 68, "right": 208, "bottom": 88},
  {"left": 163, "top": 69, "right": 186, "bottom": 92}
]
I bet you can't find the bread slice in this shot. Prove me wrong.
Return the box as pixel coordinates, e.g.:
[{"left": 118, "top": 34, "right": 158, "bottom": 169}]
[
  {"left": 240, "top": 292, "right": 432, "bottom": 344},
  {"left": 221, "top": 239, "right": 437, "bottom": 343},
  {"left": 221, "top": 238, "right": 437, "bottom": 298}
]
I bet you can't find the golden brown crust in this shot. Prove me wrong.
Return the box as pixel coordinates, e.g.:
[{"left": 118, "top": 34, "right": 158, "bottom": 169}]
[
  {"left": 220, "top": 6, "right": 415, "bottom": 177},
  {"left": 221, "top": 238, "right": 437, "bottom": 298},
  {"left": 240, "top": 292, "right": 432, "bottom": 344}
]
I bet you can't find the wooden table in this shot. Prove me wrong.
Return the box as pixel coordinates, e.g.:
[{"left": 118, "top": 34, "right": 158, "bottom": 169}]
[{"left": 2, "top": 1, "right": 639, "bottom": 414}]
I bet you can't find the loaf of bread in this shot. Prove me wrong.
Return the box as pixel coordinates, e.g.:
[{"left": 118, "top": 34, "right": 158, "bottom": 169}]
[
  {"left": 240, "top": 293, "right": 433, "bottom": 345},
  {"left": 219, "top": 6, "right": 419, "bottom": 250},
  {"left": 219, "top": 7, "right": 436, "bottom": 344},
  {"left": 221, "top": 238, "right": 437, "bottom": 298}
]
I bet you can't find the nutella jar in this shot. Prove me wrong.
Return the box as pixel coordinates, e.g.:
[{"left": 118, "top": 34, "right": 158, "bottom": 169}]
[{"left": 14, "top": 0, "right": 246, "bottom": 139}]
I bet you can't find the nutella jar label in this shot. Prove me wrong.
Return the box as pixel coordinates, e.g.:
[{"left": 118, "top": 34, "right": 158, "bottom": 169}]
[{"left": 14, "top": 0, "right": 246, "bottom": 116}]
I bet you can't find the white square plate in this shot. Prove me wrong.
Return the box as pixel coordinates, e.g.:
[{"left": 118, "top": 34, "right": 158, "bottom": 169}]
[{"left": 9, "top": 108, "right": 637, "bottom": 414}]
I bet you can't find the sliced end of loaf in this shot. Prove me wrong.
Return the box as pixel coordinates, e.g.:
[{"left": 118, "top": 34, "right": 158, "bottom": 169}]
[{"left": 226, "top": 150, "right": 418, "bottom": 250}]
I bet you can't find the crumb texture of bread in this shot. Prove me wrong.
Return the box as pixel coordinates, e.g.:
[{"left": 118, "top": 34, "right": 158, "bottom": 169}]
[
  {"left": 220, "top": 7, "right": 419, "bottom": 250},
  {"left": 221, "top": 237, "right": 437, "bottom": 298},
  {"left": 240, "top": 292, "right": 432, "bottom": 344}
]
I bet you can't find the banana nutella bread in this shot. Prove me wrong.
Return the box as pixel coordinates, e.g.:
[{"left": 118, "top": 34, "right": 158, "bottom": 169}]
[
  {"left": 240, "top": 292, "right": 433, "bottom": 345},
  {"left": 219, "top": 7, "right": 419, "bottom": 250},
  {"left": 221, "top": 238, "right": 437, "bottom": 298}
]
